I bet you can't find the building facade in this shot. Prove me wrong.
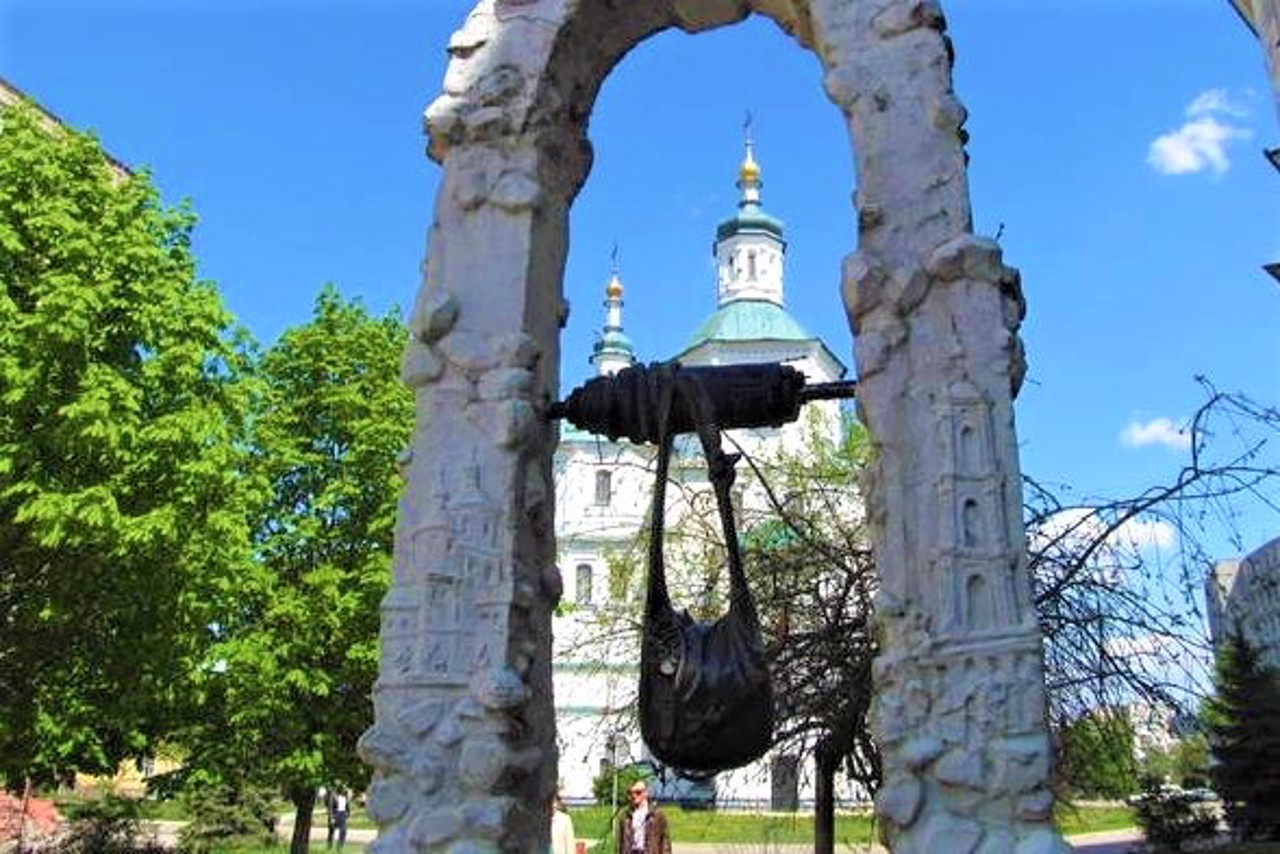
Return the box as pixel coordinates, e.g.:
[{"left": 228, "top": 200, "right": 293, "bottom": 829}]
[
  {"left": 1, "top": 77, "right": 131, "bottom": 179},
  {"left": 551, "top": 143, "right": 853, "bottom": 807},
  {"left": 1207, "top": 537, "right": 1280, "bottom": 669}
]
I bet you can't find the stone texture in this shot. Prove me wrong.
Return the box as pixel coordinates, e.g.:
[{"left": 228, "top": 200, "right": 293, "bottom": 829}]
[
  {"left": 877, "top": 775, "right": 925, "bottom": 828},
  {"left": 900, "top": 735, "right": 944, "bottom": 770},
  {"left": 936, "top": 748, "right": 986, "bottom": 791},
  {"left": 920, "top": 812, "right": 984, "bottom": 854},
  {"left": 366, "top": 1, "right": 1066, "bottom": 851},
  {"left": 1016, "top": 790, "right": 1055, "bottom": 822}
]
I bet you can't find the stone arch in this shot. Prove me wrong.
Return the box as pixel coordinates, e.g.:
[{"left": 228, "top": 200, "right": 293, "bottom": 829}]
[
  {"left": 367, "top": 2, "right": 1061, "bottom": 852},
  {"left": 426, "top": 0, "right": 975, "bottom": 264}
]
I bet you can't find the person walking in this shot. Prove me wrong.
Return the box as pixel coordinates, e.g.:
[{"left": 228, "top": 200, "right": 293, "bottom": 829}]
[
  {"left": 550, "top": 793, "right": 575, "bottom": 854},
  {"left": 616, "top": 781, "right": 670, "bottom": 854},
  {"left": 326, "top": 788, "right": 349, "bottom": 850}
]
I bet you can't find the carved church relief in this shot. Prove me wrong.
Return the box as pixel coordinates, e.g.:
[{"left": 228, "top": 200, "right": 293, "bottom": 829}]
[
  {"left": 961, "top": 497, "right": 981, "bottom": 548},
  {"left": 965, "top": 574, "right": 994, "bottom": 631}
]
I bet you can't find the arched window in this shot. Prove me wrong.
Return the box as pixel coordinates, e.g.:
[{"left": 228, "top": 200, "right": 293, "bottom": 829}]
[
  {"left": 576, "top": 564, "right": 594, "bottom": 606},
  {"left": 594, "top": 469, "right": 612, "bottom": 506}
]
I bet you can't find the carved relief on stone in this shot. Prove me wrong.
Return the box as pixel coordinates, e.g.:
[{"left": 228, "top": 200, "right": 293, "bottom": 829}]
[
  {"left": 1012, "top": 651, "right": 1048, "bottom": 733},
  {"left": 379, "top": 587, "right": 424, "bottom": 686}
]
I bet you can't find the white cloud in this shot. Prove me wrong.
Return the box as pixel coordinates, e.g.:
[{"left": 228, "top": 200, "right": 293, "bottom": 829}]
[
  {"left": 1148, "top": 90, "right": 1253, "bottom": 176},
  {"left": 1114, "top": 516, "right": 1178, "bottom": 552},
  {"left": 1120, "top": 417, "right": 1191, "bottom": 451},
  {"left": 1186, "top": 88, "right": 1249, "bottom": 118},
  {"left": 1029, "top": 507, "right": 1178, "bottom": 555},
  {"left": 1148, "top": 117, "right": 1252, "bottom": 175}
]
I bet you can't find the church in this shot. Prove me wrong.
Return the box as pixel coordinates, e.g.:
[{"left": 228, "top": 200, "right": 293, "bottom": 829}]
[{"left": 551, "top": 141, "right": 853, "bottom": 807}]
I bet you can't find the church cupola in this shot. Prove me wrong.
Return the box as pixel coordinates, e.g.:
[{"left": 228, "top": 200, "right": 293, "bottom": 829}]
[
  {"left": 589, "top": 257, "right": 637, "bottom": 376},
  {"left": 714, "top": 133, "right": 787, "bottom": 307}
]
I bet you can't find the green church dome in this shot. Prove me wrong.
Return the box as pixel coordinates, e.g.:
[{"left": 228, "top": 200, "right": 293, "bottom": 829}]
[
  {"left": 716, "top": 202, "right": 785, "bottom": 242},
  {"left": 680, "top": 299, "right": 815, "bottom": 354}
]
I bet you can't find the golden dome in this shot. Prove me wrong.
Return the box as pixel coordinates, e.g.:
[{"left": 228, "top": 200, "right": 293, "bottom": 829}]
[
  {"left": 742, "top": 137, "right": 757, "bottom": 184},
  {"left": 606, "top": 274, "right": 624, "bottom": 299}
]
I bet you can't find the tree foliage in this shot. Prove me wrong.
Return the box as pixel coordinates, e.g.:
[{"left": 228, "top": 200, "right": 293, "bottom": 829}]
[
  {"left": 1056, "top": 709, "right": 1138, "bottom": 799},
  {"left": 0, "top": 101, "right": 257, "bottom": 787},
  {"left": 178, "top": 286, "right": 412, "bottom": 853},
  {"left": 1203, "top": 633, "right": 1280, "bottom": 840},
  {"left": 591, "top": 763, "right": 652, "bottom": 809},
  {"left": 1138, "top": 733, "right": 1211, "bottom": 789}
]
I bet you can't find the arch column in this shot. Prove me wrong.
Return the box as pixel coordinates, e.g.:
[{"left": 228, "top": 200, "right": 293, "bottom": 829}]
[
  {"left": 811, "top": 2, "right": 1068, "bottom": 851},
  {"left": 358, "top": 6, "right": 590, "bottom": 850}
]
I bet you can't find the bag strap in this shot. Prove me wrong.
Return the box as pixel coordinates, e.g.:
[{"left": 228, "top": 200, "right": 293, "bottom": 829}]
[
  {"left": 645, "top": 364, "right": 678, "bottom": 619},
  {"left": 645, "top": 363, "right": 760, "bottom": 628}
]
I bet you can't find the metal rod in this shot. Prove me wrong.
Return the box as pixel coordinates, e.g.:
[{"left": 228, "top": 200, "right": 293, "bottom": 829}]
[
  {"left": 547, "top": 377, "right": 857, "bottom": 422},
  {"left": 797, "top": 379, "right": 859, "bottom": 403}
]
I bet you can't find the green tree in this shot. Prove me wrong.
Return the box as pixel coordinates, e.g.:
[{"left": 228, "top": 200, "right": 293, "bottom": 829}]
[
  {"left": 1170, "top": 733, "right": 1211, "bottom": 789},
  {"left": 1138, "top": 733, "right": 1211, "bottom": 789},
  {"left": 1203, "top": 633, "right": 1280, "bottom": 839},
  {"left": 1057, "top": 709, "right": 1138, "bottom": 799},
  {"left": 0, "top": 101, "right": 257, "bottom": 787},
  {"left": 181, "top": 287, "right": 412, "bottom": 853}
]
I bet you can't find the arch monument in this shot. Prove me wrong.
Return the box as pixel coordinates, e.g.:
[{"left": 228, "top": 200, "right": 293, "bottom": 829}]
[{"left": 358, "top": 2, "right": 1067, "bottom": 852}]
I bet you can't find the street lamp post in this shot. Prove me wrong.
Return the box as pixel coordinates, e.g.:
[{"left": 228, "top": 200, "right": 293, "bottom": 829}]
[{"left": 605, "top": 731, "right": 626, "bottom": 816}]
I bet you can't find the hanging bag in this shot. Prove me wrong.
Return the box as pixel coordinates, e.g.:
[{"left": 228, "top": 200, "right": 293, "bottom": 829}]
[{"left": 638, "top": 363, "right": 774, "bottom": 775}]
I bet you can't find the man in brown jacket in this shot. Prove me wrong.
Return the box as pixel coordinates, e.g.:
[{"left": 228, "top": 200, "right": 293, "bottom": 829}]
[{"left": 616, "top": 781, "right": 671, "bottom": 854}]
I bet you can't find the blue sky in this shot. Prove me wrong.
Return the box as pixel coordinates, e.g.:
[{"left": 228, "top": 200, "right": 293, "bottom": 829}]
[{"left": 3, "top": 0, "right": 1278, "bottom": 557}]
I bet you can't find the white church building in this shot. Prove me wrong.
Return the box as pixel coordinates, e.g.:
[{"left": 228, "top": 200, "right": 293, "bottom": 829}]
[{"left": 551, "top": 142, "right": 857, "bottom": 808}]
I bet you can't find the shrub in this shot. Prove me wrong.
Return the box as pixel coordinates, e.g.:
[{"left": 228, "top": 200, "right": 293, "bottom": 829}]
[
  {"left": 176, "top": 782, "right": 277, "bottom": 853},
  {"left": 1132, "top": 784, "right": 1218, "bottom": 852},
  {"left": 53, "top": 795, "right": 167, "bottom": 854}
]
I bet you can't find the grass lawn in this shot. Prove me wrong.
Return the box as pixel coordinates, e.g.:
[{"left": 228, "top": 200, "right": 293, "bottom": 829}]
[
  {"left": 568, "top": 802, "right": 1136, "bottom": 851},
  {"left": 53, "top": 793, "right": 192, "bottom": 822},
  {"left": 1054, "top": 803, "right": 1137, "bottom": 836},
  {"left": 308, "top": 806, "right": 375, "bottom": 830},
  {"left": 49, "top": 798, "right": 1139, "bottom": 852},
  {"left": 571, "top": 805, "right": 880, "bottom": 849}
]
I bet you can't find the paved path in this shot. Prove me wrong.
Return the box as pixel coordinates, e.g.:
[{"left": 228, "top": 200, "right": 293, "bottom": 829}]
[{"left": 1064, "top": 829, "right": 1144, "bottom": 854}]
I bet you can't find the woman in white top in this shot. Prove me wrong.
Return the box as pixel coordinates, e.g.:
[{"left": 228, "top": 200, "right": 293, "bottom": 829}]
[{"left": 550, "top": 793, "right": 576, "bottom": 854}]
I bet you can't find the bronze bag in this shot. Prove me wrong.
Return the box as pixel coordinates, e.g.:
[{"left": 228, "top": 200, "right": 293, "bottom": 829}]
[{"left": 638, "top": 363, "right": 773, "bottom": 776}]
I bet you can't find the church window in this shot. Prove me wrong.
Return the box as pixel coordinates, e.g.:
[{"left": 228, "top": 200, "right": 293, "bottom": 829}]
[
  {"left": 576, "top": 564, "right": 594, "bottom": 606},
  {"left": 962, "top": 498, "right": 981, "bottom": 548},
  {"left": 594, "top": 469, "right": 612, "bottom": 505},
  {"left": 747, "top": 250, "right": 758, "bottom": 281},
  {"left": 966, "top": 574, "right": 994, "bottom": 630}
]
